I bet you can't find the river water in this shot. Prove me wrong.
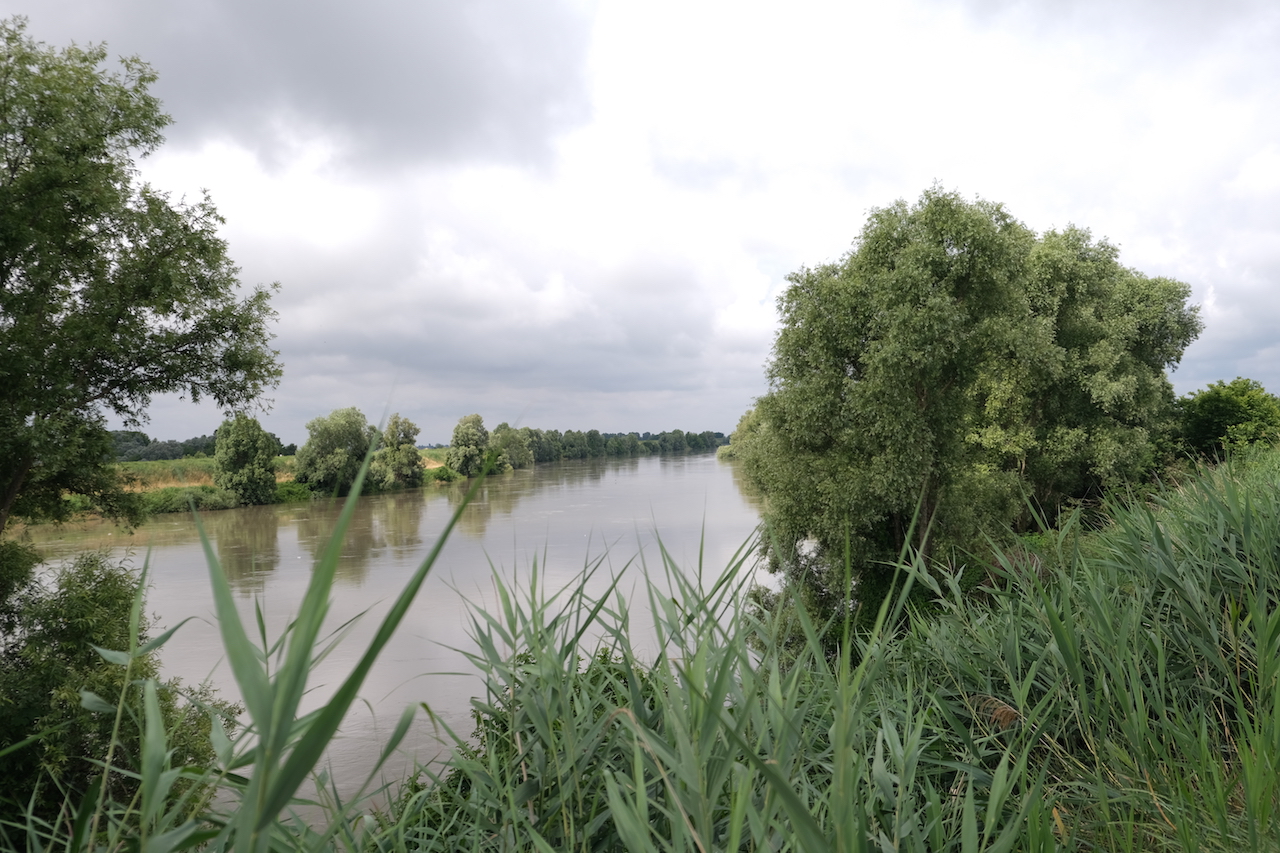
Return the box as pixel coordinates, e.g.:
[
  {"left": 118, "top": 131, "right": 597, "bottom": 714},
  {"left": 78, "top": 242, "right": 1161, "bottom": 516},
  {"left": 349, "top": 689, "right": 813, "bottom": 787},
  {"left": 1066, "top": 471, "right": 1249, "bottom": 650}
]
[{"left": 18, "top": 454, "right": 763, "bottom": 803}]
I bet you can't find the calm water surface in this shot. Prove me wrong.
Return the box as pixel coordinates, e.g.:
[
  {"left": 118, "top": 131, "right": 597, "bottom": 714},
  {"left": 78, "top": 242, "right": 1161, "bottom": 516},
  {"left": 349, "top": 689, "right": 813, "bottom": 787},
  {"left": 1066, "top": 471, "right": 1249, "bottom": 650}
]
[{"left": 21, "top": 454, "right": 762, "bottom": 799}]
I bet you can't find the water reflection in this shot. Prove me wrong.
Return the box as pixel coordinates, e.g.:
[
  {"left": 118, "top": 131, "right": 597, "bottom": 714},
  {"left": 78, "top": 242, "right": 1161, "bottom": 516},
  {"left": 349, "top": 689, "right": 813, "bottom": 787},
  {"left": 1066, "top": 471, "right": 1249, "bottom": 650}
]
[
  {"left": 212, "top": 505, "right": 280, "bottom": 593},
  {"left": 296, "top": 491, "right": 427, "bottom": 583},
  {"left": 724, "top": 459, "right": 765, "bottom": 513},
  {"left": 378, "top": 490, "right": 426, "bottom": 556},
  {"left": 13, "top": 454, "right": 762, "bottom": 808},
  {"left": 446, "top": 479, "right": 521, "bottom": 540}
]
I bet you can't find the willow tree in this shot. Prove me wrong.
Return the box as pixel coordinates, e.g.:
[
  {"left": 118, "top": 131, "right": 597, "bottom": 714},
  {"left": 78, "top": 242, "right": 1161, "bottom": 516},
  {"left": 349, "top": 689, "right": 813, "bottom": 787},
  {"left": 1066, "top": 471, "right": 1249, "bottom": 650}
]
[
  {"left": 372, "top": 413, "right": 425, "bottom": 489},
  {"left": 214, "top": 414, "right": 280, "bottom": 505},
  {"left": 739, "top": 188, "right": 1201, "bottom": 624}
]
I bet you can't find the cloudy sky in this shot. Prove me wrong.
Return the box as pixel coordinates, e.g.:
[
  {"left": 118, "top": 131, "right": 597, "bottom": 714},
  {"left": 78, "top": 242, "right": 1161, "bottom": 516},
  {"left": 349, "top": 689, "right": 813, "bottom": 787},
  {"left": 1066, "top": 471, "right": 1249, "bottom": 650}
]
[{"left": 11, "top": 0, "right": 1280, "bottom": 444}]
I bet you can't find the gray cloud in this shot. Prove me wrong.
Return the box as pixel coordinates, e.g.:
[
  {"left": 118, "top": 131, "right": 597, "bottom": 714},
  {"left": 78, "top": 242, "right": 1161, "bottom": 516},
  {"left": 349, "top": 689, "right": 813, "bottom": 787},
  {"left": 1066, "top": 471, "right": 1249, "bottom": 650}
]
[{"left": 12, "top": 0, "right": 593, "bottom": 170}]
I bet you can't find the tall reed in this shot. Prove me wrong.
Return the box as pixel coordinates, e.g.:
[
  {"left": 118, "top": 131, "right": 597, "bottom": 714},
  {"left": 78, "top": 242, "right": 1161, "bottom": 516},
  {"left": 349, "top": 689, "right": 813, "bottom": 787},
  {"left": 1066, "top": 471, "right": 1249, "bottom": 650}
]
[{"left": 5, "top": 453, "right": 1280, "bottom": 851}]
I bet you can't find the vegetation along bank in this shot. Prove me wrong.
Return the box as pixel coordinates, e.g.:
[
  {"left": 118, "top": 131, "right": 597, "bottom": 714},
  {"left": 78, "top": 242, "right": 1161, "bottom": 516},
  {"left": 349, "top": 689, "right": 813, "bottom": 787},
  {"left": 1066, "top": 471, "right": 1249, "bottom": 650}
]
[{"left": 5, "top": 17, "right": 1280, "bottom": 850}]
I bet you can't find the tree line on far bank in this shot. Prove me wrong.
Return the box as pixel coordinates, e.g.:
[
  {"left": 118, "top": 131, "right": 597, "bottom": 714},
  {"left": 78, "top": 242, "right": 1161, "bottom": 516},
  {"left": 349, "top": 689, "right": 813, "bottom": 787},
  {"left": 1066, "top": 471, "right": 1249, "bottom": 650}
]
[
  {"left": 152, "top": 409, "right": 729, "bottom": 512},
  {"left": 447, "top": 414, "right": 726, "bottom": 477}
]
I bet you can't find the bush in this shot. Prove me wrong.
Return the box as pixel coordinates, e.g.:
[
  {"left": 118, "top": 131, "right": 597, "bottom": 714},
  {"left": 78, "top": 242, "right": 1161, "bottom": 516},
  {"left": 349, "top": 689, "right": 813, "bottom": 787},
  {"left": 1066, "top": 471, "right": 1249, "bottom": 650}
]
[
  {"left": 213, "top": 413, "right": 279, "bottom": 505},
  {"left": 1179, "top": 377, "right": 1280, "bottom": 458},
  {"left": 425, "top": 465, "right": 464, "bottom": 483},
  {"left": 142, "top": 485, "right": 238, "bottom": 515},
  {"left": 0, "top": 552, "right": 234, "bottom": 821},
  {"left": 273, "top": 481, "right": 313, "bottom": 503}
]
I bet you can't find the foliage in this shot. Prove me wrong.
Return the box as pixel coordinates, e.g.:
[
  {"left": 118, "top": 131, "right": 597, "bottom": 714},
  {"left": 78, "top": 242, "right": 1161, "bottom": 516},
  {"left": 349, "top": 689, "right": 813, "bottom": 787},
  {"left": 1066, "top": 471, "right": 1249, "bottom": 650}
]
[
  {"left": 0, "top": 552, "right": 233, "bottom": 821},
  {"left": 425, "top": 465, "right": 464, "bottom": 483},
  {"left": 715, "top": 406, "right": 762, "bottom": 460},
  {"left": 273, "top": 481, "right": 313, "bottom": 503},
  {"left": 111, "top": 432, "right": 220, "bottom": 462},
  {"left": 737, "top": 186, "right": 1202, "bottom": 630},
  {"left": 294, "top": 408, "right": 379, "bottom": 496},
  {"left": 10, "top": 448, "right": 1280, "bottom": 850},
  {"left": 371, "top": 413, "right": 424, "bottom": 490},
  {"left": 453, "top": 423, "right": 725, "bottom": 467},
  {"left": 142, "top": 485, "right": 239, "bottom": 515},
  {"left": 109, "top": 431, "right": 152, "bottom": 461},
  {"left": 1178, "top": 376, "right": 1280, "bottom": 458},
  {"left": 490, "top": 422, "right": 533, "bottom": 469},
  {"left": 0, "top": 18, "right": 281, "bottom": 536},
  {"left": 447, "top": 414, "right": 506, "bottom": 477},
  {"left": 214, "top": 414, "right": 280, "bottom": 506}
]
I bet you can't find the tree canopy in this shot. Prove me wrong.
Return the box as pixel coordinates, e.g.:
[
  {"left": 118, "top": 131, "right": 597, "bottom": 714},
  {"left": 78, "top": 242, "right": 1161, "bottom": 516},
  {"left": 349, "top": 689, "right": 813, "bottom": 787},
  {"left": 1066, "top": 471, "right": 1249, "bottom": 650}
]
[
  {"left": 447, "top": 414, "right": 504, "bottom": 477},
  {"left": 214, "top": 414, "right": 280, "bottom": 505},
  {"left": 1178, "top": 377, "right": 1280, "bottom": 458},
  {"left": 294, "top": 408, "right": 378, "bottom": 496},
  {"left": 737, "top": 187, "right": 1202, "bottom": 624},
  {"left": 371, "top": 413, "right": 424, "bottom": 490},
  {"left": 0, "top": 18, "right": 281, "bottom": 534}
]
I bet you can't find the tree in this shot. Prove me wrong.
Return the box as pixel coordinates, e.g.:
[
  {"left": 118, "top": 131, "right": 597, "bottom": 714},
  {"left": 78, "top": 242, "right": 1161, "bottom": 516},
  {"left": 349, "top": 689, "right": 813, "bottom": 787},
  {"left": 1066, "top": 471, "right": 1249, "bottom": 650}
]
[
  {"left": 739, "top": 187, "right": 1201, "bottom": 627},
  {"left": 0, "top": 19, "right": 281, "bottom": 535},
  {"left": 295, "top": 408, "right": 379, "bottom": 496},
  {"left": 448, "top": 414, "right": 508, "bottom": 476},
  {"left": 1178, "top": 378, "right": 1280, "bottom": 458},
  {"left": 491, "top": 422, "right": 534, "bottom": 469},
  {"left": 372, "top": 413, "right": 424, "bottom": 489},
  {"left": 214, "top": 414, "right": 279, "bottom": 505},
  {"left": 0, "top": 550, "right": 232, "bottom": 819}
]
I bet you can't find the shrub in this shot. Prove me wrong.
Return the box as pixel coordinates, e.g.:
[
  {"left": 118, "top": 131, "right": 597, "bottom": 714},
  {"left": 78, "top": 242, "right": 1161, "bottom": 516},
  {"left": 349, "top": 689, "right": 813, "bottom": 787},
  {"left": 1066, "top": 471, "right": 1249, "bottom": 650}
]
[
  {"left": 273, "top": 481, "right": 313, "bottom": 503},
  {"left": 0, "top": 552, "right": 234, "bottom": 821},
  {"left": 425, "top": 465, "right": 464, "bottom": 483},
  {"left": 1179, "top": 377, "right": 1280, "bottom": 458},
  {"left": 142, "top": 485, "right": 238, "bottom": 514}
]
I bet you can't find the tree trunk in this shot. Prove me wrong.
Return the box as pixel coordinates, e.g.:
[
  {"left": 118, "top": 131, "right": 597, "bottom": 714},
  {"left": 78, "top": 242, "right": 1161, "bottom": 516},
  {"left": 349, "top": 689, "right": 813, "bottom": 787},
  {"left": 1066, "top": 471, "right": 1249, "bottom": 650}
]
[{"left": 0, "top": 455, "right": 34, "bottom": 537}]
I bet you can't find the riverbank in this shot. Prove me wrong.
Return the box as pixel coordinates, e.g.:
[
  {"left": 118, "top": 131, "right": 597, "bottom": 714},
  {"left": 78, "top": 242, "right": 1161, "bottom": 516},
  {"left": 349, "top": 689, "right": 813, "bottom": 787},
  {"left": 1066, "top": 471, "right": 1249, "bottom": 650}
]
[{"left": 10, "top": 449, "right": 1280, "bottom": 849}]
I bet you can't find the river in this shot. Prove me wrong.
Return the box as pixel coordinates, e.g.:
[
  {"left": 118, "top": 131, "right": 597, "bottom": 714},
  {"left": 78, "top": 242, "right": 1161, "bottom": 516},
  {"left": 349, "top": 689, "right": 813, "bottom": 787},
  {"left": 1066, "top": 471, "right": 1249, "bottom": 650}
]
[{"left": 18, "top": 454, "right": 763, "bottom": 805}]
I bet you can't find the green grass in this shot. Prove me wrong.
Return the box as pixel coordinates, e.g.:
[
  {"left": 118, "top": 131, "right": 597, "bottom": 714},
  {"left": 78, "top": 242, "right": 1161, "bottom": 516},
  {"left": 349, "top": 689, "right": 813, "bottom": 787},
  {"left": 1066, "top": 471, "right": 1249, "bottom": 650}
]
[
  {"left": 7, "top": 450, "right": 1280, "bottom": 850},
  {"left": 120, "top": 457, "right": 221, "bottom": 489},
  {"left": 418, "top": 448, "right": 449, "bottom": 466}
]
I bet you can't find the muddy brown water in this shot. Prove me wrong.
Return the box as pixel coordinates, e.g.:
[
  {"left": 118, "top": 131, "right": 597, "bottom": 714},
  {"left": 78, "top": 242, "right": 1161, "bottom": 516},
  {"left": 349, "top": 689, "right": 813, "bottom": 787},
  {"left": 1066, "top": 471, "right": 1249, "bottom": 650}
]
[{"left": 18, "top": 454, "right": 763, "bottom": 806}]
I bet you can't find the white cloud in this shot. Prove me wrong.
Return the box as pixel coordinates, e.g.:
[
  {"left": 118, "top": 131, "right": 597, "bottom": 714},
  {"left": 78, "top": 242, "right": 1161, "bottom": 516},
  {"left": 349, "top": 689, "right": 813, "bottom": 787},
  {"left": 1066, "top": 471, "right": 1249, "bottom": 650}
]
[{"left": 15, "top": 0, "right": 1271, "bottom": 442}]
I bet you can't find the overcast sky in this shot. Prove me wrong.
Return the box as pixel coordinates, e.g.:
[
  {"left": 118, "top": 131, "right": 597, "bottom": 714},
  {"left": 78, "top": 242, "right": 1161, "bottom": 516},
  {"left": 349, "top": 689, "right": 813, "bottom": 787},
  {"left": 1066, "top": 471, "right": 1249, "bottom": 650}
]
[{"left": 11, "top": 0, "right": 1280, "bottom": 444}]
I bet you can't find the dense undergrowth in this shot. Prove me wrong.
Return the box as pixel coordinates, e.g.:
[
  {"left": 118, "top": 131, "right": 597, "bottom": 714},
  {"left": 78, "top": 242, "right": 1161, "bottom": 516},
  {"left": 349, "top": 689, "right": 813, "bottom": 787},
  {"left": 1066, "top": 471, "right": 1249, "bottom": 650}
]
[{"left": 3, "top": 451, "right": 1280, "bottom": 851}]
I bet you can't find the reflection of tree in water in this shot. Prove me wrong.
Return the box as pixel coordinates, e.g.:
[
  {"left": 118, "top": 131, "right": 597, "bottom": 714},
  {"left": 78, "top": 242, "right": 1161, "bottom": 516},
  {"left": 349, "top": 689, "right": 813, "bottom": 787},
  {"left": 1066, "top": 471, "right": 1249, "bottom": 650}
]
[
  {"left": 723, "top": 458, "right": 765, "bottom": 513},
  {"left": 444, "top": 458, "right": 640, "bottom": 539},
  {"left": 538, "top": 457, "right": 631, "bottom": 489},
  {"left": 376, "top": 490, "right": 425, "bottom": 556},
  {"left": 446, "top": 481, "right": 520, "bottom": 540},
  {"left": 296, "top": 493, "right": 424, "bottom": 584},
  {"left": 210, "top": 506, "right": 280, "bottom": 594}
]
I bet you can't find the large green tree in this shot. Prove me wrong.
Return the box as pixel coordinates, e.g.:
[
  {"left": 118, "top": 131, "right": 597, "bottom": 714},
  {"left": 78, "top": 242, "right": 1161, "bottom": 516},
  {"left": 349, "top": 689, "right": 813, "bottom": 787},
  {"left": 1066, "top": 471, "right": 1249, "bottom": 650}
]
[
  {"left": 491, "top": 422, "right": 533, "bottom": 469},
  {"left": 0, "top": 19, "right": 280, "bottom": 535},
  {"left": 371, "top": 413, "right": 425, "bottom": 489},
  {"left": 214, "top": 414, "right": 280, "bottom": 505},
  {"left": 739, "top": 188, "right": 1201, "bottom": 624},
  {"left": 1178, "top": 378, "right": 1280, "bottom": 458},
  {"left": 295, "top": 408, "right": 379, "bottom": 496},
  {"left": 448, "top": 414, "right": 509, "bottom": 477}
]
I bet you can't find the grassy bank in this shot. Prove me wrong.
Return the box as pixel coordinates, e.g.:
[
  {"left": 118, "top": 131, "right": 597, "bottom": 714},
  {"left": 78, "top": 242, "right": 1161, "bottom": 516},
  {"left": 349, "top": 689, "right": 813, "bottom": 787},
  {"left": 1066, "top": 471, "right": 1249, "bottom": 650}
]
[
  {"left": 6, "top": 452, "right": 1280, "bottom": 850},
  {"left": 119, "top": 457, "right": 298, "bottom": 490}
]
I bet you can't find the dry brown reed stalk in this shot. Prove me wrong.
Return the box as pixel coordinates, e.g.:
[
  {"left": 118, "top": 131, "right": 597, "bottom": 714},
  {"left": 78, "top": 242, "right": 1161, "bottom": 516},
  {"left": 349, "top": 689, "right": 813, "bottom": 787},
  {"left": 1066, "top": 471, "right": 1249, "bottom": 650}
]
[{"left": 973, "top": 695, "right": 1021, "bottom": 730}]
